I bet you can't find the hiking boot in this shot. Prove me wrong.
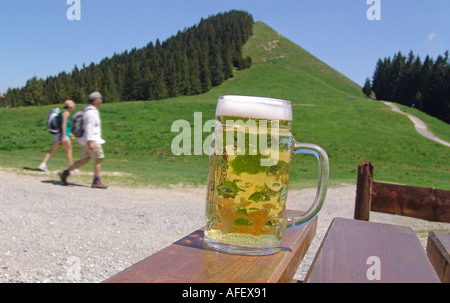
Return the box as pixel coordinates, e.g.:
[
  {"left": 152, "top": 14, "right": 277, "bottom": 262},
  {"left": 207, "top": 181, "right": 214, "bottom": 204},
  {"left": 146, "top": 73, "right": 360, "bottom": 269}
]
[
  {"left": 92, "top": 178, "right": 108, "bottom": 189},
  {"left": 38, "top": 163, "right": 49, "bottom": 172},
  {"left": 58, "top": 170, "right": 70, "bottom": 185}
]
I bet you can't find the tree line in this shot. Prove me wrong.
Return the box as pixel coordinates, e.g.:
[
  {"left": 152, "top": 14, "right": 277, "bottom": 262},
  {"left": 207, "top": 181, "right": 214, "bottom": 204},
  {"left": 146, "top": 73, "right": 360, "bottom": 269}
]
[
  {"left": 3, "top": 10, "right": 254, "bottom": 107},
  {"left": 363, "top": 51, "right": 450, "bottom": 124}
]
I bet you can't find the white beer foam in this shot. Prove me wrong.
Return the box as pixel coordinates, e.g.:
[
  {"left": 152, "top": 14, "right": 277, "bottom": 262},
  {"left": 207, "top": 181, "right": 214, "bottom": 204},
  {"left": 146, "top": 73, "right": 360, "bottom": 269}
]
[{"left": 216, "top": 95, "right": 292, "bottom": 121}]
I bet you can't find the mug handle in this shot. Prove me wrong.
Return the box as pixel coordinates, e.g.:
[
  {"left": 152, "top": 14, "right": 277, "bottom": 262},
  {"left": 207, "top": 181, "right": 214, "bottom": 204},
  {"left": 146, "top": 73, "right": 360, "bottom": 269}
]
[{"left": 286, "top": 142, "right": 329, "bottom": 229}]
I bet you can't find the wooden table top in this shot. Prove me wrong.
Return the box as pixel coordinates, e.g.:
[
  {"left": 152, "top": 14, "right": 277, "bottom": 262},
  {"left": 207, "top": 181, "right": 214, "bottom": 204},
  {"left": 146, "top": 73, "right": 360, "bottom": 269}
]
[
  {"left": 104, "top": 210, "right": 317, "bottom": 283},
  {"left": 305, "top": 217, "right": 441, "bottom": 283}
]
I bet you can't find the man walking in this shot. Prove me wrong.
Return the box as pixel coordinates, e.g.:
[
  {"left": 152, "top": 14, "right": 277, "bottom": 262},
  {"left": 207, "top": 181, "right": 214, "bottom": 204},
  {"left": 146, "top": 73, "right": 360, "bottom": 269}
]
[{"left": 59, "top": 92, "right": 108, "bottom": 189}]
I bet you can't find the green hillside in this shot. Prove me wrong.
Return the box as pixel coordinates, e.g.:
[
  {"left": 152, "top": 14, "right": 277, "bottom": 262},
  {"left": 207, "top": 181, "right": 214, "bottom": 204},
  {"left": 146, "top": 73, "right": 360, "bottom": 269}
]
[{"left": 0, "top": 21, "right": 449, "bottom": 190}]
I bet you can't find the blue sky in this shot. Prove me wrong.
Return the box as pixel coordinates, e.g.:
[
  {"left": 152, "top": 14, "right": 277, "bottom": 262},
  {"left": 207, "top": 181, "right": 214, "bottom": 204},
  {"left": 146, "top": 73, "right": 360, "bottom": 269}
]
[{"left": 1, "top": 0, "right": 449, "bottom": 94}]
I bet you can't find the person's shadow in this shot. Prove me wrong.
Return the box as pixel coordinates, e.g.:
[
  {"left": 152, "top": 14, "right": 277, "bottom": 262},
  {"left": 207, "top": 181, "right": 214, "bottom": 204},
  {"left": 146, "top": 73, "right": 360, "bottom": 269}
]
[
  {"left": 23, "top": 166, "right": 88, "bottom": 187},
  {"left": 23, "top": 167, "right": 42, "bottom": 172},
  {"left": 41, "top": 180, "right": 89, "bottom": 187}
]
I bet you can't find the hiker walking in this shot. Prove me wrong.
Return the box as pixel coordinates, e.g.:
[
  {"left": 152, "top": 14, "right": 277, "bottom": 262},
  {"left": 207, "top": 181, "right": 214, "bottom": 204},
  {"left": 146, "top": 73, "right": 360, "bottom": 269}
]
[
  {"left": 39, "top": 100, "right": 77, "bottom": 172},
  {"left": 59, "top": 92, "right": 108, "bottom": 189}
]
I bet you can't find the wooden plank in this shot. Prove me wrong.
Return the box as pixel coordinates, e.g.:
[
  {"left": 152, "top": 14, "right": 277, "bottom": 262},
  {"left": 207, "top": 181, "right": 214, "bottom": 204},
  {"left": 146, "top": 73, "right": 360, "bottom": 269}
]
[
  {"left": 371, "top": 182, "right": 450, "bottom": 223},
  {"left": 354, "top": 161, "right": 374, "bottom": 221},
  {"left": 427, "top": 231, "right": 450, "bottom": 283},
  {"left": 104, "top": 210, "right": 317, "bottom": 283},
  {"left": 304, "top": 217, "right": 441, "bottom": 283}
]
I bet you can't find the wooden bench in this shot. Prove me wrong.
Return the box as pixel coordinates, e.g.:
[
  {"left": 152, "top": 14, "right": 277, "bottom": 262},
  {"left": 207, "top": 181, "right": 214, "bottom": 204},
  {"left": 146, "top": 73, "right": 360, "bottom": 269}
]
[
  {"left": 354, "top": 161, "right": 450, "bottom": 222},
  {"left": 304, "top": 217, "right": 441, "bottom": 283},
  {"left": 427, "top": 231, "right": 450, "bottom": 283},
  {"left": 104, "top": 210, "right": 317, "bottom": 283}
]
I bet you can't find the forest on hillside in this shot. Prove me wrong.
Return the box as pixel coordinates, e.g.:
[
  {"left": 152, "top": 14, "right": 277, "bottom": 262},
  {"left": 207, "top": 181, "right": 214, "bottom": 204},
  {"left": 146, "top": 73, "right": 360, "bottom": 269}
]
[
  {"left": 2, "top": 10, "right": 254, "bottom": 107},
  {"left": 364, "top": 51, "right": 450, "bottom": 124}
]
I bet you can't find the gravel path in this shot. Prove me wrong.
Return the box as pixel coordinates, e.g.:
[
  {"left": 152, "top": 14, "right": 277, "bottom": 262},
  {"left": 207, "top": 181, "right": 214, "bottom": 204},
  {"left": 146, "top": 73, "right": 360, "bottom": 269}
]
[
  {"left": 382, "top": 101, "right": 450, "bottom": 147},
  {"left": 1, "top": 168, "right": 448, "bottom": 283}
]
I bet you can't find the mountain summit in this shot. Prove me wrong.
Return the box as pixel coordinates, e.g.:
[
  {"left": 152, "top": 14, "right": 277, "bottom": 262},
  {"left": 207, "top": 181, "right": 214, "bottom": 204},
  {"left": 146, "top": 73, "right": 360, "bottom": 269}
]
[{"left": 235, "top": 21, "right": 362, "bottom": 102}]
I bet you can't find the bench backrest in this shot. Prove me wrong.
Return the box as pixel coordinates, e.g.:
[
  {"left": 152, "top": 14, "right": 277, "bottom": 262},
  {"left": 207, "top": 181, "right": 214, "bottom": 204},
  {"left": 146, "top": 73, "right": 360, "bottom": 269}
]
[{"left": 354, "top": 161, "right": 450, "bottom": 223}]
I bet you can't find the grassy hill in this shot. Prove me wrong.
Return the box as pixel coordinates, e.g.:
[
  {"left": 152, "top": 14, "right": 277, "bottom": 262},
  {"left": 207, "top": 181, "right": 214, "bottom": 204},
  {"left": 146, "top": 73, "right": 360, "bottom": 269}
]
[{"left": 0, "top": 21, "right": 449, "bottom": 189}]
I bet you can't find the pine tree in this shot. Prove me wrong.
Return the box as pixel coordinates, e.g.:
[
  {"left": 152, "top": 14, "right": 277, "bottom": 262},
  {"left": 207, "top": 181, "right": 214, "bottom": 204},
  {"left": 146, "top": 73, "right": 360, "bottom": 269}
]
[
  {"left": 372, "top": 58, "right": 390, "bottom": 100},
  {"left": 199, "top": 46, "right": 212, "bottom": 93},
  {"left": 362, "top": 78, "right": 372, "bottom": 97},
  {"left": 102, "top": 66, "right": 121, "bottom": 103},
  {"left": 426, "top": 55, "right": 447, "bottom": 119},
  {"left": 210, "top": 45, "right": 225, "bottom": 86}
]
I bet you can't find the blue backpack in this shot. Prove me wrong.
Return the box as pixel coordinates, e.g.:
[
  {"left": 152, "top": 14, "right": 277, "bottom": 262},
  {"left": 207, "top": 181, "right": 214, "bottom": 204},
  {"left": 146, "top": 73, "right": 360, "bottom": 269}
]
[
  {"left": 71, "top": 107, "right": 93, "bottom": 137},
  {"left": 71, "top": 110, "right": 84, "bottom": 137},
  {"left": 47, "top": 108, "right": 60, "bottom": 134}
]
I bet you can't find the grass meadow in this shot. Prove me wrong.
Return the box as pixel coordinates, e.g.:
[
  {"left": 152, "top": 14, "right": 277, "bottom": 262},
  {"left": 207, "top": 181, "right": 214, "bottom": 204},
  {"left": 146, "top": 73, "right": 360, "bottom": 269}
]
[{"left": 0, "top": 22, "right": 449, "bottom": 190}]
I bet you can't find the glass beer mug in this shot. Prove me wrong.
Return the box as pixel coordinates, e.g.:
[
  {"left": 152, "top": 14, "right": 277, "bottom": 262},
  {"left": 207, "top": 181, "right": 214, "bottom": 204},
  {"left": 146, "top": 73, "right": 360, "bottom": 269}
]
[{"left": 204, "top": 95, "right": 329, "bottom": 255}]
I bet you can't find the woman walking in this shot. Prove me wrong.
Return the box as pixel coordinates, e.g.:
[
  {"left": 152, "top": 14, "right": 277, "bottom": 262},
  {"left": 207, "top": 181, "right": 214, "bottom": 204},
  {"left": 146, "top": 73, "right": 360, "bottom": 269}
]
[{"left": 39, "top": 100, "right": 77, "bottom": 172}]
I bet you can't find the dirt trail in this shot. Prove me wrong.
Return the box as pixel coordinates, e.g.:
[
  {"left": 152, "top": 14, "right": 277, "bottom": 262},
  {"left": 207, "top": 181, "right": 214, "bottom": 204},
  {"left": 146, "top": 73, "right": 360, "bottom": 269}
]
[{"left": 383, "top": 101, "right": 450, "bottom": 147}]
